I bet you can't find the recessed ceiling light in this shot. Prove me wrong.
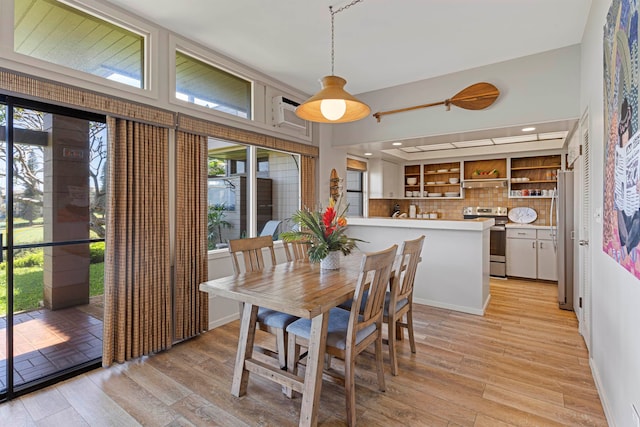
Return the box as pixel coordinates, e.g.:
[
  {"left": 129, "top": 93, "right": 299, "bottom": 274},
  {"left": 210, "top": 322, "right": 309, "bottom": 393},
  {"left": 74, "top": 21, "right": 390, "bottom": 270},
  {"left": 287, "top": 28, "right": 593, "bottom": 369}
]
[
  {"left": 392, "top": 142, "right": 402, "bottom": 146},
  {"left": 521, "top": 127, "right": 536, "bottom": 132},
  {"left": 364, "top": 152, "right": 373, "bottom": 156}
]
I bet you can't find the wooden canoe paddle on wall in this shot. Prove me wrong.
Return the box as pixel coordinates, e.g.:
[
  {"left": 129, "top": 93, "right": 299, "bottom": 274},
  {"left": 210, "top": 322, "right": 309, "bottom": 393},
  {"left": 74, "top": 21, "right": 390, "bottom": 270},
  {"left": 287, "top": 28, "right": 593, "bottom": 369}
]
[{"left": 372, "top": 82, "right": 500, "bottom": 122}]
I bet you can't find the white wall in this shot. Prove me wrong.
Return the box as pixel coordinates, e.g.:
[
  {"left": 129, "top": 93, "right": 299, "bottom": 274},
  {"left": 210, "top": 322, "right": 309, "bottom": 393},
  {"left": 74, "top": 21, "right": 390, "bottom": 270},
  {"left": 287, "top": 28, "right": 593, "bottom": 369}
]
[
  {"left": 318, "top": 125, "right": 349, "bottom": 205},
  {"left": 581, "top": 2, "right": 640, "bottom": 426},
  {"left": 333, "top": 45, "right": 582, "bottom": 146}
]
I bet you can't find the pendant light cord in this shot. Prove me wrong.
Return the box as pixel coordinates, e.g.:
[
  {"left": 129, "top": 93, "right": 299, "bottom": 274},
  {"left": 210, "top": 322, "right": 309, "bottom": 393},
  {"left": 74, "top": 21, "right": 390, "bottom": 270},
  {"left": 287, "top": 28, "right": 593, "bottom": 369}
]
[{"left": 330, "top": 0, "right": 364, "bottom": 76}]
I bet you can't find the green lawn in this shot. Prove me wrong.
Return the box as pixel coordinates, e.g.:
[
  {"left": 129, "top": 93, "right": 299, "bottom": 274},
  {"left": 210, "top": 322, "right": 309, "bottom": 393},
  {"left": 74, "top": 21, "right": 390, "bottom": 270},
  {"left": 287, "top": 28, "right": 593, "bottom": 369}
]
[
  {"left": 13, "top": 225, "right": 44, "bottom": 245},
  {"left": 2, "top": 224, "right": 102, "bottom": 246},
  {"left": 0, "top": 262, "right": 104, "bottom": 316},
  {"left": 0, "top": 222, "right": 106, "bottom": 316}
]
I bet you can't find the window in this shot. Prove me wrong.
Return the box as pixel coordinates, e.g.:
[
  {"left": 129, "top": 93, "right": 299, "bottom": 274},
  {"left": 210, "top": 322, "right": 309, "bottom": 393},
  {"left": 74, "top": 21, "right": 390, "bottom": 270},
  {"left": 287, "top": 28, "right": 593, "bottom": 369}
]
[
  {"left": 176, "top": 51, "right": 252, "bottom": 119},
  {"left": 259, "top": 148, "right": 300, "bottom": 237},
  {"left": 207, "top": 139, "right": 299, "bottom": 249},
  {"left": 346, "top": 170, "right": 364, "bottom": 217},
  {"left": 14, "top": 0, "right": 145, "bottom": 89}
]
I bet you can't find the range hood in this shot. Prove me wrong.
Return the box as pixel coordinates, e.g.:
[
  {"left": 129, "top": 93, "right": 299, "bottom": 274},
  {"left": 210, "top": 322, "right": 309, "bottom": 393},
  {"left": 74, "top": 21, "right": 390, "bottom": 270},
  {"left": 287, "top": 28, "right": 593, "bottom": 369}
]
[{"left": 462, "top": 178, "right": 508, "bottom": 189}]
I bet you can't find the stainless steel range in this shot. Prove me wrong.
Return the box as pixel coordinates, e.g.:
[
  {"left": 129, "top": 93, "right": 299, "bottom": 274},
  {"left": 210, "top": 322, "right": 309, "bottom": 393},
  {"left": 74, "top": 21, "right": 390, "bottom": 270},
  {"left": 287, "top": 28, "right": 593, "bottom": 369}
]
[{"left": 463, "top": 206, "right": 508, "bottom": 278}]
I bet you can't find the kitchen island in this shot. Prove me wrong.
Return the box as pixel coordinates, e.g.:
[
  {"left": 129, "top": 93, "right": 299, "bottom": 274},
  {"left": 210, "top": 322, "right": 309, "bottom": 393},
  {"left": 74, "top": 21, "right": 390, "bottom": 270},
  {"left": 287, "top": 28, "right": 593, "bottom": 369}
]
[{"left": 346, "top": 217, "right": 494, "bottom": 315}]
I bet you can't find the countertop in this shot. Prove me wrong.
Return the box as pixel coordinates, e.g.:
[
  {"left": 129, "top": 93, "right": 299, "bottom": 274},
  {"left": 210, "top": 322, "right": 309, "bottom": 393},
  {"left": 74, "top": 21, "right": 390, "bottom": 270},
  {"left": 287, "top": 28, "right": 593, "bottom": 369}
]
[{"left": 347, "top": 216, "right": 494, "bottom": 231}]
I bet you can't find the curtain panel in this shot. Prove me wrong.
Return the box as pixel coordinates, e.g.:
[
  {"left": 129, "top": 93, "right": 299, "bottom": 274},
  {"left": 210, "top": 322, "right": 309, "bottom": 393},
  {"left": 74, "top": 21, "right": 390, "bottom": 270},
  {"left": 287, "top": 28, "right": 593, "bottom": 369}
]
[
  {"left": 103, "top": 117, "right": 172, "bottom": 366},
  {"left": 301, "top": 155, "right": 317, "bottom": 209},
  {"left": 174, "top": 131, "right": 209, "bottom": 339}
]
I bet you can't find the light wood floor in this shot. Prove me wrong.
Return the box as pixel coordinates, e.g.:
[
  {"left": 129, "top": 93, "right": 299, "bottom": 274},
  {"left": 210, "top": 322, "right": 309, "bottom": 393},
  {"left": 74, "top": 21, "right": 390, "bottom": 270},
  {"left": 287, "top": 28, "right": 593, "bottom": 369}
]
[{"left": 1, "top": 278, "right": 607, "bottom": 426}]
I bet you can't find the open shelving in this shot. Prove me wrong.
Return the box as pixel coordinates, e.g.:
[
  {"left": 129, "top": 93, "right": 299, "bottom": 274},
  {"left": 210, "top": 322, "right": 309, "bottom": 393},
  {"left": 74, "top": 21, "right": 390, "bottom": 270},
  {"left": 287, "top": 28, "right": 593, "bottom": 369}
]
[
  {"left": 422, "top": 161, "right": 462, "bottom": 199},
  {"left": 404, "top": 164, "right": 421, "bottom": 197},
  {"left": 509, "top": 155, "right": 561, "bottom": 198}
]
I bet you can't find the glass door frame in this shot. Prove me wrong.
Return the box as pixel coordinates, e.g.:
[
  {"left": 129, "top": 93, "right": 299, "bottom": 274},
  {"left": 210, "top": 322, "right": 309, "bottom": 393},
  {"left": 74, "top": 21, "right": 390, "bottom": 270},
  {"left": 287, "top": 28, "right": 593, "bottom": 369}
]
[{"left": 1, "top": 95, "right": 106, "bottom": 401}]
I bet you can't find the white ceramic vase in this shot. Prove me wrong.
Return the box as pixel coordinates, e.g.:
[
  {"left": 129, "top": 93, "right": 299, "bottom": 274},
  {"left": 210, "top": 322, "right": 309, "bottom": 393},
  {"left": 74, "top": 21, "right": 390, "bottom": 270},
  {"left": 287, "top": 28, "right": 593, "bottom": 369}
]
[{"left": 320, "top": 251, "right": 340, "bottom": 270}]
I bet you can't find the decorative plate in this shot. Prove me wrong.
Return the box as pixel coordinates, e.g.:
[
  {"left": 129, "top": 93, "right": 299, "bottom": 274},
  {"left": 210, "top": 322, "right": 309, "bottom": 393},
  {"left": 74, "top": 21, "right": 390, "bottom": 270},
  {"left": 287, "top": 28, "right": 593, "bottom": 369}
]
[{"left": 508, "top": 207, "right": 537, "bottom": 224}]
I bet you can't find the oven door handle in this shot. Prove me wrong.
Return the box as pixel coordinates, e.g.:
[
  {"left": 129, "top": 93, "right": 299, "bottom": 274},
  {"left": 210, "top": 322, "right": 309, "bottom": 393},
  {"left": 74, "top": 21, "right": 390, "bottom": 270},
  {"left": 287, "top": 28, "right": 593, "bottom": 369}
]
[{"left": 490, "top": 225, "right": 506, "bottom": 231}]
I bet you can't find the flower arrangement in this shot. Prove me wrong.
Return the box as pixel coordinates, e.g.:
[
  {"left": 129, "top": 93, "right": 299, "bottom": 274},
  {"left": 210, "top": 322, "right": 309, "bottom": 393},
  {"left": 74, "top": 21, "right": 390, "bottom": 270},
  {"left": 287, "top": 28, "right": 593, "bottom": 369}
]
[{"left": 281, "top": 196, "right": 363, "bottom": 263}]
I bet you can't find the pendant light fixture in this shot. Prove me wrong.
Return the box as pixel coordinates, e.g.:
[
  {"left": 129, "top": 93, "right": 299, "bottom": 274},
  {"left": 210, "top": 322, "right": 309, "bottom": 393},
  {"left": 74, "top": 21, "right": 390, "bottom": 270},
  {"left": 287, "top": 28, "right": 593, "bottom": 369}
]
[{"left": 295, "top": 1, "right": 370, "bottom": 123}]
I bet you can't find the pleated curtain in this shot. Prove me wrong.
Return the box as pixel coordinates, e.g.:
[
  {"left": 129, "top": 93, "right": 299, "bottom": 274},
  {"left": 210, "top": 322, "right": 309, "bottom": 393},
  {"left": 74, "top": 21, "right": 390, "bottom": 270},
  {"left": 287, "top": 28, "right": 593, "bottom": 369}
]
[
  {"left": 102, "top": 117, "right": 172, "bottom": 366},
  {"left": 301, "top": 155, "right": 317, "bottom": 208},
  {"left": 174, "top": 131, "right": 209, "bottom": 340}
]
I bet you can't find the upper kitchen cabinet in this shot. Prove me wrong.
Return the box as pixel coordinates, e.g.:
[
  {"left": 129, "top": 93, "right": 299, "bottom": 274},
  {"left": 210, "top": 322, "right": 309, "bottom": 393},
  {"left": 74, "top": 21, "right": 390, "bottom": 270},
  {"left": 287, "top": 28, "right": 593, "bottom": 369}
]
[
  {"left": 509, "top": 155, "right": 561, "bottom": 198},
  {"left": 422, "top": 161, "right": 462, "bottom": 198},
  {"left": 369, "top": 159, "right": 400, "bottom": 199},
  {"left": 404, "top": 164, "right": 421, "bottom": 197},
  {"left": 462, "top": 158, "right": 508, "bottom": 189}
]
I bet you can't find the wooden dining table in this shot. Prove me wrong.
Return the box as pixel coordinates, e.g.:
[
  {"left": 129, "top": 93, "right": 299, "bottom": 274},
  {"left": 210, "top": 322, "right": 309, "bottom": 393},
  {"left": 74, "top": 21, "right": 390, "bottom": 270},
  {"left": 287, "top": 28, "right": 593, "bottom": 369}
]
[{"left": 199, "top": 255, "right": 364, "bottom": 427}]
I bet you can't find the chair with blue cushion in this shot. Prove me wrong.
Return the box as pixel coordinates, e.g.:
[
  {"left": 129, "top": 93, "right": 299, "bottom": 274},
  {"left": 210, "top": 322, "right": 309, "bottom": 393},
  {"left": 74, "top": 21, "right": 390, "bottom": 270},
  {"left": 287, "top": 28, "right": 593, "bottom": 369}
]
[
  {"left": 385, "top": 235, "right": 424, "bottom": 375},
  {"left": 228, "top": 235, "right": 299, "bottom": 369},
  {"left": 286, "top": 244, "right": 398, "bottom": 427},
  {"left": 337, "top": 235, "right": 425, "bottom": 376}
]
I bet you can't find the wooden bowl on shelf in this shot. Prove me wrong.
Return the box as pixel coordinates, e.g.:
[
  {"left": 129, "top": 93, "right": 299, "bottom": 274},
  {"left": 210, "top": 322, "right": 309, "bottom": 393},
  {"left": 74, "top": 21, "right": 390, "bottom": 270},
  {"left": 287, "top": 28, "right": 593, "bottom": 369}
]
[{"left": 471, "top": 170, "right": 499, "bottom": 179}]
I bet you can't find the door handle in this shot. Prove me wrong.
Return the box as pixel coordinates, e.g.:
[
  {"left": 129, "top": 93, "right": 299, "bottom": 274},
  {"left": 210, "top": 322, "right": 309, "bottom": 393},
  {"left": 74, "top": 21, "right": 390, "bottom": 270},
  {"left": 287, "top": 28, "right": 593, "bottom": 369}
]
[{"left": 579, "top": 240, "right": 589, "bottom": 246}]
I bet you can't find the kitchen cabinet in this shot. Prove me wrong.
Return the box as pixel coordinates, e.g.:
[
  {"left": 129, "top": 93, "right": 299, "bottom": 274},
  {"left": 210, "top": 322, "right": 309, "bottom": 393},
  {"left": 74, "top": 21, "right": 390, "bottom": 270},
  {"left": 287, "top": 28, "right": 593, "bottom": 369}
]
[
  {"left": 536, "top": 229, "right": 558, "bottom": 281},
  {"left": 509, "top": 155, "right": 561, "bottom": 198},
  {"left": 421, "top": 161, "right": 462, "bottom": 199},
  {"left": 369, "top": 159, "right": 400, "bottom": 198},
  {"left": 464, "top": 158, "right": 507, "bottom": 179},
  {"left": 506, "top": 228, "right": 558, "bottom": 280},
  {"left": 461, "top": 158, "right": 508, "bottom": 189},
  {"left": 404, "top": 164, "right": 421, "bottom": 197},
  {"left": 506, "top": 228, "right": 537, "bottom": 278}
]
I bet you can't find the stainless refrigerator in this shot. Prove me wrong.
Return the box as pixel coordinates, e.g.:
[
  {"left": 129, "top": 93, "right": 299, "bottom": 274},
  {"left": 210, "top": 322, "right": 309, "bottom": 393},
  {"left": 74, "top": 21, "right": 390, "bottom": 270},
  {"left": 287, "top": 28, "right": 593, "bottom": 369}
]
[{"left": 550, "top": 170, "right": 574, "bottom": 310}]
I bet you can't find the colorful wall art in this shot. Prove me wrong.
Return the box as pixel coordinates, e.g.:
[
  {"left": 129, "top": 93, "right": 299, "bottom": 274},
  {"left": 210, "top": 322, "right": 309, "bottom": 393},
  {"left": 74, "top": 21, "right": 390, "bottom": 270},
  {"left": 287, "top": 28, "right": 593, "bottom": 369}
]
[{"left": 603, "top": 0, "right": 640, "bottom": 278}]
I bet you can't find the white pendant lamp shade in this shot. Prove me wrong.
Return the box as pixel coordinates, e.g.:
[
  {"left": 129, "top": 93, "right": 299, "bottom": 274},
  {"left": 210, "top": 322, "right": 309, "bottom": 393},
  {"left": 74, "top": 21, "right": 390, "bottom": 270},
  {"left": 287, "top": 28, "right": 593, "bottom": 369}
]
[{"left": 295, "top": 76, "right": 370, "bottom": 123}]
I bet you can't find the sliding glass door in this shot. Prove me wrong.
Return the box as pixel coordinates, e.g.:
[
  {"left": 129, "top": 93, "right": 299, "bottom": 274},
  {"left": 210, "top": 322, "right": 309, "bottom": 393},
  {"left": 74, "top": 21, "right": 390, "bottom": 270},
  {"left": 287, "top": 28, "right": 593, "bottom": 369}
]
[{"left": 0, "top": 97, "right": 106, "bottom": 399}]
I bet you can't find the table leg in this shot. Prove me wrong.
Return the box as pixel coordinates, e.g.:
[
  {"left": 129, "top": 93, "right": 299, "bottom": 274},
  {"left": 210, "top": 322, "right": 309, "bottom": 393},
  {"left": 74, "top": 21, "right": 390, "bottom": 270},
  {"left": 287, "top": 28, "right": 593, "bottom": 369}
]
[
  {"left": 299, "top": 312, "right": 329, "bottom": 427},
  {"left": 231, "top": 302, "right": 258, "bottom": 397}
]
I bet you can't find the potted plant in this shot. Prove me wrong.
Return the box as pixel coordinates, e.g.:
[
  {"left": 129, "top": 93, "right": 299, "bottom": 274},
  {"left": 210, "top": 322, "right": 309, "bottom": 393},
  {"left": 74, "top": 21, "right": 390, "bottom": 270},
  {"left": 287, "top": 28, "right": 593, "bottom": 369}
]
[
  {"left": 281, "top": 196, "right": 363, "bottom": 269},
  {"left": 208, "top": 204, "right": 232, "bottom": 249}
]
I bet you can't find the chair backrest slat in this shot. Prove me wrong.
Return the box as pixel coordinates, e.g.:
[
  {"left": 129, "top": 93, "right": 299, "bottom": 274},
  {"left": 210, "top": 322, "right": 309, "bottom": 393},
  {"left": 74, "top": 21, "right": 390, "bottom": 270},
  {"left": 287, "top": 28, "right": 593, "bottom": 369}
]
[
  {"left": 283, "top": 241, "right": 310, "bottom": 262},
  {"left": 228, "top": 235, "right": 277, "bottom": 274},
  {"left": 395, "top": 235, "right": 425, "bottom": 301},
  {"left": 349, "top": 245, "right": 397, "bottom": 335}
]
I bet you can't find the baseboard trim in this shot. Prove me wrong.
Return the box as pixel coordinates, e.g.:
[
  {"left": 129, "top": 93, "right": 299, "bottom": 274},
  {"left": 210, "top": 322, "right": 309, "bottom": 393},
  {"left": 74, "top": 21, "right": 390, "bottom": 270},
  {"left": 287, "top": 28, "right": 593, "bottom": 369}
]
[
  {"left": 590, "top": 357, "right": 615, "bottom": 426},
  {"left": 413, "top": 297, "right": 487, "bottom": 316},
  {"left": 208, "top": 312, "right": 239, "bottom": 330}
]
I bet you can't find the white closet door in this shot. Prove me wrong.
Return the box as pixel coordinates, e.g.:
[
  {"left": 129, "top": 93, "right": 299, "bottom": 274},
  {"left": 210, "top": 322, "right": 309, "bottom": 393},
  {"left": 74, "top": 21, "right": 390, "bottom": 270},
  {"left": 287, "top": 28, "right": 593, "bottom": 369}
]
[{"left": 578, "top": 111, "right": 592, "bottom": 351}]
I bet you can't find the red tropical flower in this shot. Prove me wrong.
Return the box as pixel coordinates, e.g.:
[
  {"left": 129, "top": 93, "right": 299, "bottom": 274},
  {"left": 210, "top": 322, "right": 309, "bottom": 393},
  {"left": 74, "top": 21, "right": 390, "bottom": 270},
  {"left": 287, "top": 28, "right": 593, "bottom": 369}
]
[
  {"left": 281, "top": 195, "right": 364, "bottom": 263},
  {"left": 323, "top": 206, "right": 337, "bottom": 237}
]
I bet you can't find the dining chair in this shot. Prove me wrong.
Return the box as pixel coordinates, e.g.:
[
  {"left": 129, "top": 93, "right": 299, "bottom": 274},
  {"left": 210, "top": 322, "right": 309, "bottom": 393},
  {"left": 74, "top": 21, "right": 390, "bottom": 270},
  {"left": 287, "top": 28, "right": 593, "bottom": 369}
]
[
  {"left": 337, "top": 235, "right": 425, "bottom": 376},
  {"left": 228, "top": 235, "right": 299, "bottom": 369},
  {"left": 385, "top": 235, "right": 425, "bottom": 375},
  {"left": 286, "top": 244, "right": 398, "bottom": 427},
  {"left": 282, "top": 240, "right": 310, "bottom": 262}
]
